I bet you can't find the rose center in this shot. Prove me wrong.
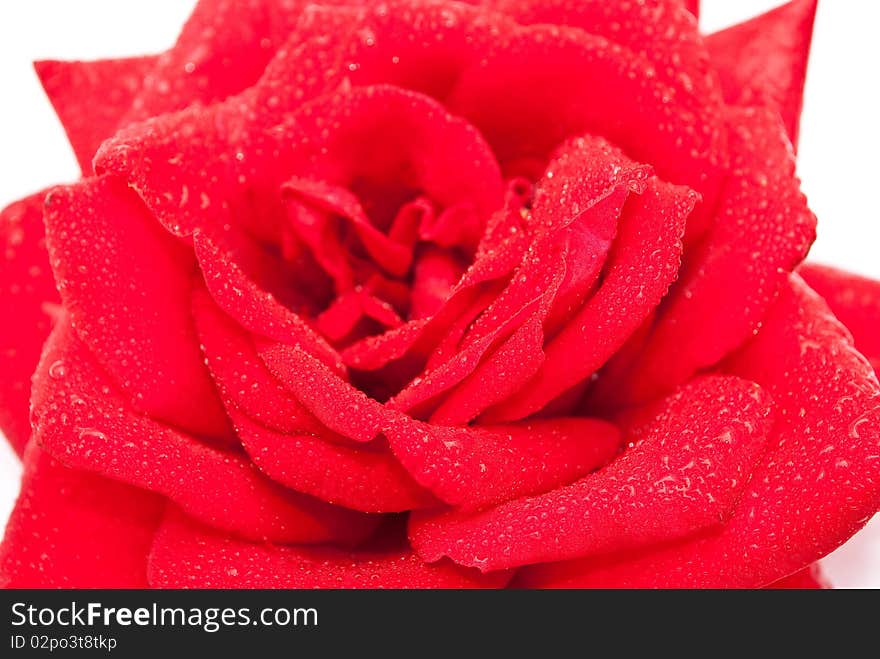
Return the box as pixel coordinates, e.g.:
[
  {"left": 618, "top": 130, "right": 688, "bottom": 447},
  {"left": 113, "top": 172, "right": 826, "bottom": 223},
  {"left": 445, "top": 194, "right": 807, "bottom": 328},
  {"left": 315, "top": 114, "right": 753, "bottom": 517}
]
[{"left": 280, "top": 173, "right": 481, "bottom": 346}]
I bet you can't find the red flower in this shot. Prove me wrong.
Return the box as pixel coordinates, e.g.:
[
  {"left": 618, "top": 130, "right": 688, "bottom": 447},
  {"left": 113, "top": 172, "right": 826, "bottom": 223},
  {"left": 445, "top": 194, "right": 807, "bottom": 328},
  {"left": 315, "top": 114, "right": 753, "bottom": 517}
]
[{"left": 0, "top": 0, "right": 876, "bottom": 588}]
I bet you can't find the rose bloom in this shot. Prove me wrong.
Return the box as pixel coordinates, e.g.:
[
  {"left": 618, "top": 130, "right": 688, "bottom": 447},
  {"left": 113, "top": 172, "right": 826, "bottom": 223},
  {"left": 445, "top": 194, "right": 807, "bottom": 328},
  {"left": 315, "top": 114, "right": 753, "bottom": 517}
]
[{"left": 1, "top": 0, "right": 878, "bottom": 589}]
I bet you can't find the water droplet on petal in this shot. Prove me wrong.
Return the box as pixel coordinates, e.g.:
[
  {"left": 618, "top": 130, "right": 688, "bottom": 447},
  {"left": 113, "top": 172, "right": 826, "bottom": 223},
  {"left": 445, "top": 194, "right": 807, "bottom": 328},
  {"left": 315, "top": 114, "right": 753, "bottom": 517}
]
[
  {"left": 78, "top": 428, "right": 108, "bottom": 442},
  {"left": 48, "top": 360, "right": 67, "bottom": 379}
]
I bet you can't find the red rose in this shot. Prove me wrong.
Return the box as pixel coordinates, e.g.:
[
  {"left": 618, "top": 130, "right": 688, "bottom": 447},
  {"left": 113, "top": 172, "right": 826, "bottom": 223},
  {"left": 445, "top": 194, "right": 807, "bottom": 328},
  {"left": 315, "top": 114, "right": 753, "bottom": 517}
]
[{"left": 1, "top": 0, "right": 878, "bottom": 588}]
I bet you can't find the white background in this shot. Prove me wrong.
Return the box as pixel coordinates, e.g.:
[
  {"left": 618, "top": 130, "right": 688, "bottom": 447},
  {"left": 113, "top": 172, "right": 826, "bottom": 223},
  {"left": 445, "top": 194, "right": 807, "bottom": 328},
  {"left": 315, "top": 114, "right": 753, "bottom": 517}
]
[{"left": 1, "top": 1, "right": 878, "bottom": 586}]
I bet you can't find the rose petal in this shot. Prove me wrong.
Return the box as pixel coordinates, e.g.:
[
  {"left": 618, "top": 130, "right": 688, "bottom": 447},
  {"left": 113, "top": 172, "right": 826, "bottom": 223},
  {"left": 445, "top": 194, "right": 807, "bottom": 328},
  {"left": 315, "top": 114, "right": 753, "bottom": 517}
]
[
  {"left": 388, "top": 290, "right": 549, "bottom": 417},
  {"left": 445, "top": 20, "right": 724, "bottom": 239},
  {"left": 411, "top": 375, "right": 771, "bottom": 571},
  {"left": 258, "top": 1, "right": 482, "bottom": 109},
  {"left": 706, "top": 0, "right": 817, "bottom": 148},
  {"left": 429, "top": 314, "right": 546, "bottom": 425},
  {"left": 191, "top": 284, "right": 331, "bottom": 436},
  {"left": 96, "top": 99, "right": 249, "bottom": 238},
  {"left": 767, "top": 564, "right": 828, "bottom": 589},
  {"left": 385, "top": 415, "right": 620, "bottom": 511},
  {"left": 423, "top": 144, "right": 637, "bottom": 422},
  {"left": 279, "top": 85, "right": 504, "bottom": 252},
  {"left": 194, "top": 282, "right": 431, "bottom": 513},
  {"left": 34, "top": 57, "right": 157, "bottom": 173},
  {"left": 121, "top": 0, "right": 334, "bottom": 124},
  {"left": 601, "top": 106, "right": 816, "bottom": 405},
  {"left": 462, "top": 135, "right": 651, "bottom": 348},
  {"left": 43, "top": 175, "right": 231, "bottom": 440},
  {"left": 140, "top": 3, "right": 362, "bottom": 234},
  {"left": 101, "top": 79, "right": 504, "bottom": 242},
  {"left": 149, "top": 507, "right": 509, "bottom": 589},
  {"left": 484, "top": 178, "right": 695, "bottom": 422},
  {"left": 410, "top": 247, "right": 466, "bottom": 321},
  {"left": 424, "top": 289, "right": 500, "bottom": 374},
  {"left": 257, "top": 342, "right": 390, "bottom": 443},
  {"left": 31, "top": 316, "right": 377, "bottom": 545},
  {"left": 799, "top": 263, "right": 880, "bottom": 368},
  {"left": 283, "top": 178, "right": 413, "bottom": 282},
  {"left": 231, "top": 411, "right": 436, "bottom": 513},
  {"left": 0, "top": 441, "right": 163, "bottom": 588},
  {"left": 0, "top": 192, "right": 59, "bottom": 454},
  {"left": 486, "top": 0, "right": 715, "bottom": 102},
  {"left": 519, "top": 275, "right": 880, "bottom": 587},
  {"left": 317, "top": 290, "right": 403, "bottom": 346},
  {"left": 724, "top": 274, "right": 880, "bottom": 576},
  {"left": 193, "top": 230, "right": 343, "bottom": 370},
  {"left": 341, "top": 317, "right": 432, "bottom": 372}
]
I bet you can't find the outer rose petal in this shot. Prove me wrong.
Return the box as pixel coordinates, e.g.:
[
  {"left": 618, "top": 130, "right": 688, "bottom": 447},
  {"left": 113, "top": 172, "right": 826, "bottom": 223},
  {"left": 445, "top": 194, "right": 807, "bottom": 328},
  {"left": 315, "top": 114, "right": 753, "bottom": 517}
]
[
  {"left": 0, "top": 441, "right": 163, "bottom": 588},
  {"left": 149, "top": 507, "right": 510, "bottom": 589},
  {"left": 125, "top": 0, "right": 268, "bottom": 119},
  {"left": 706, "top": 0, "right": 817, "bottom": 148},
  {"left": 43, "top": 175, "right": 231, "bottom": 441},
  {"left": 34, "top": 57, "right": 157, "bottom": 174},
  {"left": 768, "top": 564, "right": 828, "bottom": 589},
  {"left": 0, "top": 192, "right": 59, "bottom": 454},
  {"left": 484, "top": 0, "right": 714, "bottom": 101},
  {"left": 799, "top": 263, "right": 880, "bottom": 368},
  {"left": 37, "top": 3, "right": 318, "bottom": 174},
  {"left": 120, "top": 0, "right": 339, "bottom": 124},
  {"left": 37, "top": 2, "right": 335, "bottom": 173},
  {"left": 445, "top": 20, "right": 724, "bottom": 239},
  {"left": 32, "top": 316, "right": 378, "bottom": 546},
  {"left": 518, "top": 275, "right": 880, "bottom": 587},
  {"left": 411, "top": 376, "right": 772, "bottom": 571}
]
